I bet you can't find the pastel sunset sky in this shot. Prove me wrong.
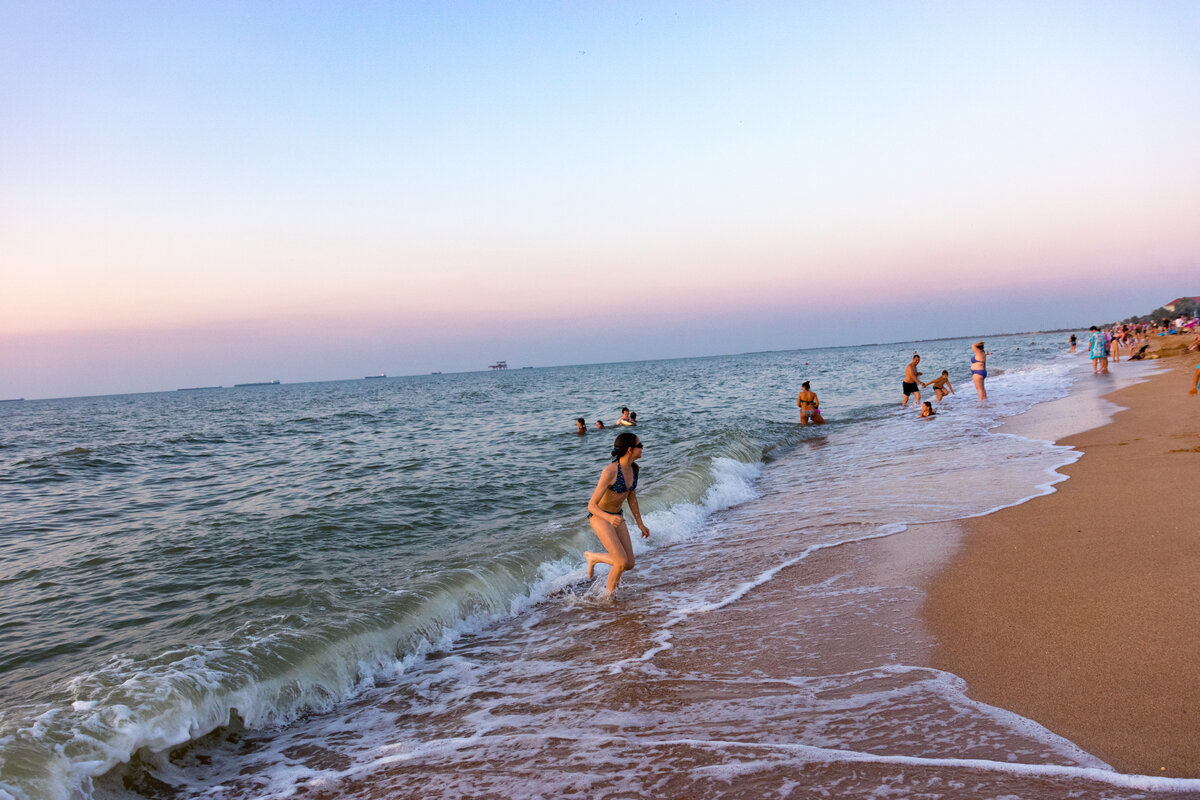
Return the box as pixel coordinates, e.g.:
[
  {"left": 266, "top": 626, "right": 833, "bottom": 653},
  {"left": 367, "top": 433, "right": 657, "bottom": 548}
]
[{"left": 3, "top": 1, "right": 1198, "bottom": 398}]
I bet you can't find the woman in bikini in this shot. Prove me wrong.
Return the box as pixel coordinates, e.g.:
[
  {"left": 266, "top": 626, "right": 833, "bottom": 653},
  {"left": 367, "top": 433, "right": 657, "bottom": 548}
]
[
  {"left": 585, "top": 432, "right": 650, "bottom": 595},
  {"left": 971, "top": 341, "right": 988, "bottom": 400},
  {"left": 797, "top": 381, "right": 825, "bottom": 425}
]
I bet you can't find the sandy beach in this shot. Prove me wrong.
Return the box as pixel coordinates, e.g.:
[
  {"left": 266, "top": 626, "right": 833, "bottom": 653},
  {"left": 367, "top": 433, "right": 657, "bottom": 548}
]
[{"left": 927, "top": 343, "right": 1200, "bottom": 777}]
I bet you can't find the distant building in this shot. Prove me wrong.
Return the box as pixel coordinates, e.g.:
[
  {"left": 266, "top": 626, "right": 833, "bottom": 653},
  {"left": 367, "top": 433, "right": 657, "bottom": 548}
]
[{"left": 1163, "top": 296, "right": 1200, "bottom": 312}]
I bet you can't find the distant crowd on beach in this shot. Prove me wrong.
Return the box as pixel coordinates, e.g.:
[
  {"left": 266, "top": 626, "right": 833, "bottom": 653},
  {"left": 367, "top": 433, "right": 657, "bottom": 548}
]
[{"left": 1080, "top": 315, "right": 1200, "bottom": 375}]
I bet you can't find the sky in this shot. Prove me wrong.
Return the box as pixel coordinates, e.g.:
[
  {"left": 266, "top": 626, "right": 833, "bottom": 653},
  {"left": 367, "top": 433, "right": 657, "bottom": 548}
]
[{"left": 2, "top": 1, "right": 1198, "bottom": 399}]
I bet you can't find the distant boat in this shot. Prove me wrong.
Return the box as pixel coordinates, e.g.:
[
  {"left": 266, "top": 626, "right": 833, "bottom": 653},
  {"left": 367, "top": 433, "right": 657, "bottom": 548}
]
[
  {"left": 431, "top": 371, "right": 442, "bottom": 375},
  {"left": 177, "top": 386, "right": 221, "bottom": 391},
  {"left": 489, "top": 361, "right": 508, "bottom": 370},
  {"left": 364, "top": 374, "right": 386, "bottom": 379},
  {"left": 234, "top": 380, "right": 281, "bottom": 387}
]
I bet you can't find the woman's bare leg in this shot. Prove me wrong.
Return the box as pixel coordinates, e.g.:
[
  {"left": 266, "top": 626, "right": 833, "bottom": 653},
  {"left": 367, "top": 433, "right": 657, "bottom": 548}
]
[
  {"left": 586, "top": 516, "right": 636, "bottom": 594},
  {"left": 973, "top": 374, "right": 987, "bottom": 400}
]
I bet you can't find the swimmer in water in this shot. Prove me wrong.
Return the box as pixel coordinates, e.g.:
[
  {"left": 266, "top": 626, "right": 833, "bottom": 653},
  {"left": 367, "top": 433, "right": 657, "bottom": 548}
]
[
  {"left": 595, "top": 420, "right": 606, "bottom": 430},
  {"left": 796, "top": 381, "right": 825, "bottom": 425},
  {"left": 920, "top": 401, "right": 936, "bottom": 418},
  {"left": 616, "top": 407, "right": 634, "bottom": 426},
  {"left": 923, "top": 370, "right": 955, "bottom": 402},
  {"left": 576, "top": 418, "right": 587, "bottom": 435},
  {"left": 584, "top": 432, "right": 650, "bottom": 596}
]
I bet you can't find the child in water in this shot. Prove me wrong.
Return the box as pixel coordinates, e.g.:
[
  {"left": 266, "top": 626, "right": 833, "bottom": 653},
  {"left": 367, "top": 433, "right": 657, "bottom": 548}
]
[
  {"left": 923, "top": 370, "right": 954, "bottom": 402},
  {"left": 920, "top": 401, "right": 936, "bottom": 418}
]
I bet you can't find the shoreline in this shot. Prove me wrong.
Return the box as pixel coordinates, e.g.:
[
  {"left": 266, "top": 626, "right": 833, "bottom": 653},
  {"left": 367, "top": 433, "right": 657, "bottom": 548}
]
[{"left": 925, "top": 347, "right": 1200, "bottom": 777}]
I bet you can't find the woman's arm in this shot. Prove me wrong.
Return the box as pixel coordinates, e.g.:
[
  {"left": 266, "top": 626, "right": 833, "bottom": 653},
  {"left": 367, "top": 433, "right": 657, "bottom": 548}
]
[
  {"left": 587, "top": 466, "right": 624, "bottom": 525},
  {"left": 627, "top": 490, "right": 650, "bottom": 538}
]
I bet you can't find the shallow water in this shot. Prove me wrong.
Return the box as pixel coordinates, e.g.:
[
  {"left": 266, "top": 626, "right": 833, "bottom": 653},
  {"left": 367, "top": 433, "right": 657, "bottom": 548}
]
[{"left": 3, "top": 336, "right": 1191, "bottom": 799}]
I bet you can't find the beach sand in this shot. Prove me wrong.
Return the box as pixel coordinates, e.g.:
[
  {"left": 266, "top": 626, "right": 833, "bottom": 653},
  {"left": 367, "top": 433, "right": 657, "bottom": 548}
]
[{"left": 926, "top": 345, "right": 1200, "bottom": 777}]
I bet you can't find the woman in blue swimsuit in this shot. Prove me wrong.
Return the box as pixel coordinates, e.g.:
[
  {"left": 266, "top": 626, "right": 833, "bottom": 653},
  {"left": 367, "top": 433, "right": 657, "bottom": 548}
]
[
  {"left": 585, "top": 431, "right": 650, "bottom": 595},
  {"left": 971, "top": 341, "right": 989, "bottom": 400}
]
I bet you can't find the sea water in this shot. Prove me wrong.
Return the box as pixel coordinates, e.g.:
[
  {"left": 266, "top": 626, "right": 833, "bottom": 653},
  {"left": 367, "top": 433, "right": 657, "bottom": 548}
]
[{"left": 1, "top": 335, "right": 1194, "bottom": 799}]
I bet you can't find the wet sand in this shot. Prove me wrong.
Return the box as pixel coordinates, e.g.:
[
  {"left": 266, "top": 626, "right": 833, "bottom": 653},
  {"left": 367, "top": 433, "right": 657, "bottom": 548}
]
[{"left": 927, "top": 347, "right": 1200, "bottom": 777}]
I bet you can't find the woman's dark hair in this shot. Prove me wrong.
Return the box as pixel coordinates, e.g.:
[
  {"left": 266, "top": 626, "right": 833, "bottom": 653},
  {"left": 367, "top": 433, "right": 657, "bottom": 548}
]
[
  {"left": 611, "top": 431, "right": 640, "bottom": 461},
  {"left": 801, "top": 381, "right": 810, "bottom": 389}
]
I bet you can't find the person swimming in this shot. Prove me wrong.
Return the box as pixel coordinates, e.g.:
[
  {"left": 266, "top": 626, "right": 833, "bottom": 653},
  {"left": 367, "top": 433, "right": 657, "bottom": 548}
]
[
  {"left": 584, "top": 432, "right": 650, "bottom": 596},
  {"left": 616, "top": 407, "right": 634, "bottom": 426},
  {"left": 576, "top": 418, "right": 587, "bottom": 435},
  {"left": 920, "top": 401, "right": 936, "bottom": 418},
  {"left": 595, "top": 420, "right": 606, "bottom": 429}
]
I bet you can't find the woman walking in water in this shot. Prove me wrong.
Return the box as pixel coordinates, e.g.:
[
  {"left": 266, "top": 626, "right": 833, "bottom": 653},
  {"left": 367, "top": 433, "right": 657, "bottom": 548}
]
[
  {"left": 970, "top": 341, "right": 989, "bottom": 400},
  {"left": 585, "top": 432, "right": 650, "bottom": 596}
]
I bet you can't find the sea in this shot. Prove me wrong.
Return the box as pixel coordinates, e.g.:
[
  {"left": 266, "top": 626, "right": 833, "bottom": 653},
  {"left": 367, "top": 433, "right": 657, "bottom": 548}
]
[{"left": 2, "top": 334, "right": 1196, "bottom": 800}]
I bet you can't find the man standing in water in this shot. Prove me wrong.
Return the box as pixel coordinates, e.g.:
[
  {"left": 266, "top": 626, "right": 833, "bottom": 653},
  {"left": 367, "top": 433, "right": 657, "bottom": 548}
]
[{"left": 902, "top": 354, "right": 923, "bottom": 406}]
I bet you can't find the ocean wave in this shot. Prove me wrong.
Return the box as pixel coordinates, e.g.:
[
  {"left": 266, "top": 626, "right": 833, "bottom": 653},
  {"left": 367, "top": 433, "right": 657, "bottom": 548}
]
[{"left": 0, "top": 451, "right": 767, "bottom": 800}]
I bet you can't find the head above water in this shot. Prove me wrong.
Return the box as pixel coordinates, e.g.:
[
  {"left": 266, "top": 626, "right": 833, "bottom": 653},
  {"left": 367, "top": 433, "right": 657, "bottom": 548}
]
[{"left": 611, "top": 431, "right": 642, "bottom": 461}]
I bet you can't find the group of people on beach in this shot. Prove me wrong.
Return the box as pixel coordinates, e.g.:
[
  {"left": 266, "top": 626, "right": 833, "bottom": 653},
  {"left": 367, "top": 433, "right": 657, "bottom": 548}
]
[
  {"left": 576, "top": 340, "right": 1001, "bottom": 595},
  {"left": 1085, "top": 324, "right": 1157, "bottom": 374},
  {"left": 899, "top": 341, "right": 988, "bottom": 411},
  {"left": 799, "top": 342, "right": 988, "bottom": 429}
]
